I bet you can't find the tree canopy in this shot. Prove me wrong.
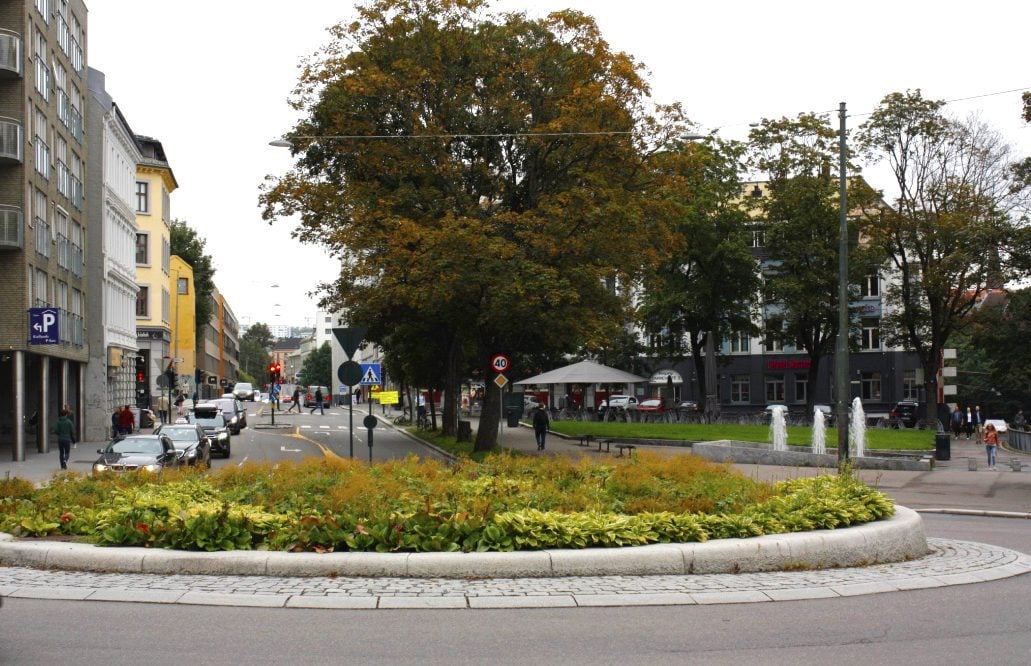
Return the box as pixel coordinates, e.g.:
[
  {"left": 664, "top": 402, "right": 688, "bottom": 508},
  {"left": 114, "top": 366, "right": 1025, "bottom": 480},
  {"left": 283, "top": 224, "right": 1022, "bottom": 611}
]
[
  {"left": 261, "top": 0, "right": 686, "bottom": 448},
  {"left": 169, "top": 220, "right": 216, "bottom": 340}
]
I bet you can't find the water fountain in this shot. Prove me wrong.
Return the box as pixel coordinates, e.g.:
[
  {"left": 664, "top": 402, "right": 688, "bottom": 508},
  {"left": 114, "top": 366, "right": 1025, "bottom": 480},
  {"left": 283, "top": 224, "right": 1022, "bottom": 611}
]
[
  {"left": 812, "top": 407, "right": 827, "bottom": 455},
  {"left": 850, "top": 397, "right": 866, "bottom": 458},
  {"left": 770, "top": 405, "right": 788, "bottom": 452}
]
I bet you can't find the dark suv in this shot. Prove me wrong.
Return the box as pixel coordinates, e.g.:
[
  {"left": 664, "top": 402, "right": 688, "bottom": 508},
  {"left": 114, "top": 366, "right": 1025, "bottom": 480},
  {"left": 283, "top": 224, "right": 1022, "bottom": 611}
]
[{"left": 890, "top": 400, "right": 920, "bottom": 428}]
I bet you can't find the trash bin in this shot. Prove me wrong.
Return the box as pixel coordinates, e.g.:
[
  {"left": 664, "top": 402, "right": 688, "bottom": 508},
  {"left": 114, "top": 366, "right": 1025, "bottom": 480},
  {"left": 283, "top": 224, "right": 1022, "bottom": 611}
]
[
  {"left": 505, "top": 406, "right": 521, "bottom": 428},
  {"left": 935, "top": 433, "right": 951, "bottom": 461},
  {"left": 457, "top": 420, "right": 472, "bottom": 442}
]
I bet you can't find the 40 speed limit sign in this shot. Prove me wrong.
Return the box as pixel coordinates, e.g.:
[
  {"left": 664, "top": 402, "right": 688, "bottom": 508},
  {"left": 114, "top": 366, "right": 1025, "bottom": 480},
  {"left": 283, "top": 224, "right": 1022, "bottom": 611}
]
[{"left": 491, "top": 354, "right": 510, "bottom": 373}]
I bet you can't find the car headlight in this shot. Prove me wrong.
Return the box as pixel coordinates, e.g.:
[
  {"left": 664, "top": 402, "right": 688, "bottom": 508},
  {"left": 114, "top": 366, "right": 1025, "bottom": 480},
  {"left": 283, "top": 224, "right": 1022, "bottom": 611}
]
[
  {"left": 142, "top": 464, "right": 161, "bottom": 472},
  {"left": 93, "top": 463, "right": 109, "bottom": 472},
  {"left": 230, "top": 417, "right": 238, "bottom": 425},
  {"left": 218, "top": 432, "right": 229, "bottom": 440}
]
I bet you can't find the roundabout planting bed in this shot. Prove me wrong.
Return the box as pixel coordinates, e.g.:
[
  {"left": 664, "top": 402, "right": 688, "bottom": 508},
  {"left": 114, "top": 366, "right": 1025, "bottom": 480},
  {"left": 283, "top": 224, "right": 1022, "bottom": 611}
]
[{"left": 0, "top": 453, "right": 896, "bottom": 555}]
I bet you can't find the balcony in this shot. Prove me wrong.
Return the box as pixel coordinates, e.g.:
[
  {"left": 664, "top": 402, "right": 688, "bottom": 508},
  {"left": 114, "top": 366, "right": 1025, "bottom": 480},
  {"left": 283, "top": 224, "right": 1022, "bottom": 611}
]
[
  {"left": 0, "top": 206, "right": 23, "bottom": 250},
  {"left": 0, "top": 117, "right": 24, "bottom": 164},
  {"left": 0, "top": 30, "right": 23, "bottom": 78}
]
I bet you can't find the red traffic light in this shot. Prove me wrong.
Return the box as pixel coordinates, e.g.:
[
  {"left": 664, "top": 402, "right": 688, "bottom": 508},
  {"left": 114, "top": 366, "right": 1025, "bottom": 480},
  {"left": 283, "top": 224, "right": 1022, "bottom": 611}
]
[{"left": 136, "top": 371, "right": 145, "bottom": 382}]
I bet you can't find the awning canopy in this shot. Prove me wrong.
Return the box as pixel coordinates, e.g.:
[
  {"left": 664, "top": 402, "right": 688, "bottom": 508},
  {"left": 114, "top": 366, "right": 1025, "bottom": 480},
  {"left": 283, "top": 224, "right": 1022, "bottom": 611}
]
[{"left": 514, "top": 360, "right": 649, "bottom": 386}]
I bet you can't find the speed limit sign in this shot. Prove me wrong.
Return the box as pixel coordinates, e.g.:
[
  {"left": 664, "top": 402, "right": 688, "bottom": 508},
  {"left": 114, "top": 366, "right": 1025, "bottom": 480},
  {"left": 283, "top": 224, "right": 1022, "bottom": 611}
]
[{"left": 491, "top": 354, "right": 510, "bottom": 373}]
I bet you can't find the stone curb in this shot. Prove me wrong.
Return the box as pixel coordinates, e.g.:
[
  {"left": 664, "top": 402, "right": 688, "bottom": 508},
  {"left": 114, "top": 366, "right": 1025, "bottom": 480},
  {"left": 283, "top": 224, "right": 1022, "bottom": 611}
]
[
  {"left": 915, "top": 508, "right": 1031, "bottom": 520},
  {"left": 0, "top": 507, "right": 926, "bottom": 578}
]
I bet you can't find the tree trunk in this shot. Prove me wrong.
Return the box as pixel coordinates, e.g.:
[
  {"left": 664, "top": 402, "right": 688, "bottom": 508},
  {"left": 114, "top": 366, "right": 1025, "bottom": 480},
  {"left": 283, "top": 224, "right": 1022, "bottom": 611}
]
[
  {"left": 442, "top": 342, "right": 459, "bottom": 437},
  {"left": 805, "top": 354, "right": 821, "bottom": 417},
  {"left": 474, "top": 362, "right": 500, "bottom": 452}
]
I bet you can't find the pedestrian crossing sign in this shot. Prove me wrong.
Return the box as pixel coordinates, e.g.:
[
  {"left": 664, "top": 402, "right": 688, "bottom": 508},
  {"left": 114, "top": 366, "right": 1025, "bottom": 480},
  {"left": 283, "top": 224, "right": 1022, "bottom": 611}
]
[{"left": 360, "top": 363, "right": 382, "bottom": 385}]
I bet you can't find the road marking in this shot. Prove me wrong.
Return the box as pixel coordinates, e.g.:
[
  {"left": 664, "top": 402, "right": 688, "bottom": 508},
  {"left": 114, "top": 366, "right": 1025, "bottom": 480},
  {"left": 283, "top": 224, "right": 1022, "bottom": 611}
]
[
  {"left": 236, "top": 456, "right": 248, "bottom": 467},
  {"left": 287, "top": 426, "right": 345, "bottom": 460},
  {"left": 319, "top": 425, "right": 330, "bottom": 429},
  {"left": 280, "top": 446, "right": 302, "bottom": 453},
  {"left": 300, "top": 425, "right": 311, "bottom": 429}
]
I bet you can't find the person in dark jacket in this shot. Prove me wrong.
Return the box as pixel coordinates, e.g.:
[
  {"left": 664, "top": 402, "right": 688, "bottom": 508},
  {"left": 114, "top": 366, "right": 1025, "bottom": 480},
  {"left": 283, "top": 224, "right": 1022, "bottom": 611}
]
[
  {"left": 309, "top": 387, "right": 324, "bottom": 415},
  {"left": 287, "top": 386, "right": 302, "bottom": 413},
  {"left": 532, "top": 404, "right": 550, "bottom": 451},
  {"left": 53, "top": 409, "right": 75, "bottom": 470}
]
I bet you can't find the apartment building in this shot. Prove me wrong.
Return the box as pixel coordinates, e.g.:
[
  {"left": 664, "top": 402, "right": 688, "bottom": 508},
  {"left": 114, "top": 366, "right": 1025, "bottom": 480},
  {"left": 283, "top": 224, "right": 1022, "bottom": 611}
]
[
  {"left": 196, "top": 286, "right": 240, "bottom": 399},
  {"left": 82, "top": 66, "right": 142, "bottom": 440},
  {"left": 133, "top": 134, "right": 177, "bottom": 411},
  {"left": 0, "top": 0, "right": 88, "bottom": 460}
]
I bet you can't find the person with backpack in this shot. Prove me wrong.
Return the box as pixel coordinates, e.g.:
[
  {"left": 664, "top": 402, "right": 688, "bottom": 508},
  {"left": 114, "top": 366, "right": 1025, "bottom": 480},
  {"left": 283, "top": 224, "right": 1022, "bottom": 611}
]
[
  {"left": 53, "top": 409, "right": 75, "bottom": 470},
  {"left": 532, "top": 403, "right": 550, "bottom": 451}
]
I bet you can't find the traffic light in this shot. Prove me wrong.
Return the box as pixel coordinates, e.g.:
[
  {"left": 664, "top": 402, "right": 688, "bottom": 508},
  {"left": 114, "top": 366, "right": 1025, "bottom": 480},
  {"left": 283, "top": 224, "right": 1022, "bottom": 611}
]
[
  {"left": 136, "top": 370, "right": 145, "bottom": 383},
  {"left": 274, "top": 363, "right": 282, "bottom": 382},
  {"left": 268, "top": 363, "right": 277, "bottom": 383}
]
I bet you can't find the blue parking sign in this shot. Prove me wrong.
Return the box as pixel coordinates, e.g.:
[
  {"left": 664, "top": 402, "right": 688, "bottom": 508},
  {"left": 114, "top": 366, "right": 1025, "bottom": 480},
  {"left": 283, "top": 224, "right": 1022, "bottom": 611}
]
[{"left": 29, "top": 308, "right": 59, "bottom": 345}]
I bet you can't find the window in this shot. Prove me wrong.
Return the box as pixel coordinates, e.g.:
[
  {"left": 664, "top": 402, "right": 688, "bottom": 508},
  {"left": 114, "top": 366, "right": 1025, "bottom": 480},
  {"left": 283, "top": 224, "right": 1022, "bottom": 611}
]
[
  {"left": 135, "top": 285, "right": 149, "bottom": 317},
  {"left": 324, "top": 328, "right": 331, "bottom": 334},
  {"left": 794, "top": 375, "right": 808, "bottom": 403},
  {"left": 764, "top": 319, "right": 784, "bottom": 353},
  {"left": 135, "top": 232, "right": 149, "bottom": 264},
  {"left": 34, "top": 268, "right": 48, "bottom": 305},
  {"left": 861, "top": 272, "right": 879, "bottom": 298},
  {"left": 136, "top": 181, "right": 149, "bottom": 213},
  {"left": 730, "top": 375, "right": 750, "bottom": 403},
  {"left": 903, "top": 370, "right": 919, "bottom": 401},
  {"left": 861, "top": 372, "right": 882, "bottom": 401},
  {"left": 730, "top": 330, "right": 750, "bottom": 353},
  {"left": 861, "top": 319, "right": 880, "bottom": 350},
  {"left": 177, "top": 277, "right": 189, "bottom": 295},
  {"left": 765, "top": 376, "right": 785, "bottom": 403},
  {"left": 751, "top": 228, "right": 766, "bottom": 248},
  {"left": 34, "top": 108, "right": 49, "bottom": 179}
]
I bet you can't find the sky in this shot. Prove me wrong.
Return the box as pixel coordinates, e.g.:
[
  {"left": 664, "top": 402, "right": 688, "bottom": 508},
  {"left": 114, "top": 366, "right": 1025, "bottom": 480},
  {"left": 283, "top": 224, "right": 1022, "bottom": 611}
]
[{"left": 86, "top": 1, "right": 1031, "bottom": 328}]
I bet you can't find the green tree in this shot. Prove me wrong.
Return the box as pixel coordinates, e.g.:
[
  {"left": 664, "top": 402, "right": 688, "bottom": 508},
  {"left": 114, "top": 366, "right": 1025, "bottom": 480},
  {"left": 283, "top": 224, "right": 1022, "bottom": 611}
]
[
  {"left": 262, "top": 0, "right": 678, "bottom": 449},
  {"left": 957, "top": 289, "right": 1031, "bottom": 418},
  {"left": 856, "top": 90, "right": 1031, "bottom": 426},
  {"left": 239, "top": 323, "right": 274, "bottom": 381},
  {"left": 300, "top": 342, "right": 333, "bottom": 389},
  {"left": 169, "top": 220, "right": 216, "bottom": 342},
  {"left": 637, "top": 136, "right": 758, "bottom": 407}
]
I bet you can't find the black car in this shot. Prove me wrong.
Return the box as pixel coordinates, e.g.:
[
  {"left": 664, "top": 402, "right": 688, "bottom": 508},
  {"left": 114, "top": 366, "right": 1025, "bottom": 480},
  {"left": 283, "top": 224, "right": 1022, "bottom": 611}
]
[
  {"left": 154, "top": 423, "right": 211, "bottom": 468},
  {"left": 188, "top": 405, "right": 232, "bottom": 458},
  {"left": 890, "top": 400, "right": 921, "bottom": 428},
  {"left": 93, "top": 434, "right": 180, "bottom": 474}
]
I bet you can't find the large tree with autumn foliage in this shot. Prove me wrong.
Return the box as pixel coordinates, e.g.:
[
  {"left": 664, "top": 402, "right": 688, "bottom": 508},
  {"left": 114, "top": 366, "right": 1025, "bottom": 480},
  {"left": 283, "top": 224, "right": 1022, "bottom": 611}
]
[{"left": 261, "top": 0, "right": 684, "bottom": 448}]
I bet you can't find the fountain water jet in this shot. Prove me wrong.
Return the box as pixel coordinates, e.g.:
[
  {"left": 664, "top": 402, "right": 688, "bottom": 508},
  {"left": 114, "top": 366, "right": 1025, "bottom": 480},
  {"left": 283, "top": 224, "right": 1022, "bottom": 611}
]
[
  {"left": 850, "top": 397, "right": 866, "bottom": 457},
  {"left": 812, "top": 408, "right": 827, "bottom": 455},
  {"left": 770, "top": 405, "right": 788, "bottom": 452}
]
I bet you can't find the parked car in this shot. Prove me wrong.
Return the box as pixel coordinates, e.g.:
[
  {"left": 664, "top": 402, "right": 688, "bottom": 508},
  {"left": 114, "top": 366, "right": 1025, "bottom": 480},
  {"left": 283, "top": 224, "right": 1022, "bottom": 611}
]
[
  {"left": 154, "top": 423, "right": 211, "bottom": 468},
  {"left": 637, "top": 398, "right": 667, "bottom": 413},
  {"left": 813, "top": 404, "right": 836, "bottom": 425},
  {"left": 524, "top": 395, "right": 541, "bottom": 409},
  {"left": 208, "top": 397, "right": 246, "bottom": 433},
  {"left": 93, "top": 434, "right": 180, "bottom": 474},
  {"left": 304, "top": 385, "right": 331, "bottom": 408},
  {"left": 676, "top": 401, "right": 700, "bottom": 412},
  {"left": 188, "top": 404, "right": 232, "bottom": 458},
  {"left": 763, "top": 404, "right": 790, "bottom": 419},
  {"left": 889, "top": 400, "right": 920, "bottom": 428}
]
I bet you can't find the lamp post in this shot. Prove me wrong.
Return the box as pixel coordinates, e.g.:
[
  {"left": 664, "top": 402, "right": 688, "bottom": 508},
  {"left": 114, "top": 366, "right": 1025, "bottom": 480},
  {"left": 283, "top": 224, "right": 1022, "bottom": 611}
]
[{"left": 835, "top": 102, "right": 850, "bottom": 461}]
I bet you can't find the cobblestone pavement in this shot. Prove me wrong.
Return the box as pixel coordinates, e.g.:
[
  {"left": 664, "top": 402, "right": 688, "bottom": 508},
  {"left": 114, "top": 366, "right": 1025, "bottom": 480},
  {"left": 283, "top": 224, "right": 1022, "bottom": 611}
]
[{"left": 2, "top": 538, "right": 1029, "bottom": 609}]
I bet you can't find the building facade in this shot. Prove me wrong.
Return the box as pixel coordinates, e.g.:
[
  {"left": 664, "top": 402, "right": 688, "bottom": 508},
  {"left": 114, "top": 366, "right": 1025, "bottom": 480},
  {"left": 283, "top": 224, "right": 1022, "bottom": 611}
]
[
  {"left": 133, "top": 135, "right": 177, "bottom": 412},
  {"left": 169, "top": 254, "right": 195, "bottom": 398},
  {"left": 196, "top": 286, "right": 240, "bottom": 399},
  {"left": 83, "top": 66, "right": 141, "bottom": 440},
  {"left": 0, "top": 0, "right": 89, "bottom": 460}
]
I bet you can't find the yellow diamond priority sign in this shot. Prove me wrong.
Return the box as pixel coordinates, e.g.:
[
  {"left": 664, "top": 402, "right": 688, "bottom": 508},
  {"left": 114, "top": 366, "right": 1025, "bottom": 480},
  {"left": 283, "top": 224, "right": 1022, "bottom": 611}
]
[{"left": 494, "top": 373, "right": 508, "bottom": 389}]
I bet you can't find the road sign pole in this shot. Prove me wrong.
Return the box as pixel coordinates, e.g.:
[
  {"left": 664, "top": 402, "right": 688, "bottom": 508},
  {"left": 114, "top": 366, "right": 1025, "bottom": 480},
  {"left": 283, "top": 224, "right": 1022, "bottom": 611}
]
[{"left": 349, "top": 398, "right": 354, "bottom": 458}]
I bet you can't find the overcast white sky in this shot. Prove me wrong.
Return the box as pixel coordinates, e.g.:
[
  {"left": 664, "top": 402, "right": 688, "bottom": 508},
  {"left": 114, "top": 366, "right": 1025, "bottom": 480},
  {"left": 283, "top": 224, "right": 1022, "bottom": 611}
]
[{"left": 87, "top": 0, "right": 1030, "bottom": 328}]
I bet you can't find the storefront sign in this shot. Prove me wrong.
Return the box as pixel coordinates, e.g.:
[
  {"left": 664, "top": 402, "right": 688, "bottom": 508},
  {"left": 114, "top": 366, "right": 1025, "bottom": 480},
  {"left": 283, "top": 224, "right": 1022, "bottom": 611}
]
[
  {"left": 766, "top": 359, "right": 812, "bottom": 370},
  {"left": 649, "top": 369, "right": 683, "bottom": 384}
]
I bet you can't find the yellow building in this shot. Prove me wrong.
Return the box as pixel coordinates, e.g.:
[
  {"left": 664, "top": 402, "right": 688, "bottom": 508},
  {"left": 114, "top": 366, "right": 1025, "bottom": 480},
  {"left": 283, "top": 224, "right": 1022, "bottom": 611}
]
[
  {"left": 134, "top": 136, "right": 178, "bottom": 408},
  {"left": 170, "top": 255, "right": 196, "bottom": 391}
]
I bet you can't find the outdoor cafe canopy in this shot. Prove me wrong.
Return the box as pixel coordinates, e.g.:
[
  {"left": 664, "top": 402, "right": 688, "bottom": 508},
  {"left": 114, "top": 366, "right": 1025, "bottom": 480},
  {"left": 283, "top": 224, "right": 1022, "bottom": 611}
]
[{"left": 513, "top": 360, "right": 649, "bottom": 387}]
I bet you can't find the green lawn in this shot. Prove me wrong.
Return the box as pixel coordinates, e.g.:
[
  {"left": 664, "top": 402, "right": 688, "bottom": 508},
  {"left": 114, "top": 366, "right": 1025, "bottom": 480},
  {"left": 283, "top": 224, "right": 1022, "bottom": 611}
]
[{"left": 545, "top": 420, "right": 935, "bottom": 451}]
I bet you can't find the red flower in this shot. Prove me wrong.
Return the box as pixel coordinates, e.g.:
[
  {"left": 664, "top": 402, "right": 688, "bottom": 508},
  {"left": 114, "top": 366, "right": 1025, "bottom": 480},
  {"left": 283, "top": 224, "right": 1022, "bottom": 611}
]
[
  {"left": 136, "top": 523, "right": 151, "bottom": 535},
  {"left": 354, "top": 524, "right": 367, "bottom": 535},
  {"left": 59, "top": 513, "right": 73, "bottom": 523}
]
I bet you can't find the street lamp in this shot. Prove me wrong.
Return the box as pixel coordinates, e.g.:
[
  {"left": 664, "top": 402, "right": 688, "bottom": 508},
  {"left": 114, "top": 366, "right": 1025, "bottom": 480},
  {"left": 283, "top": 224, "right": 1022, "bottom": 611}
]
[{"left": 835, "top": 103, "right": 850, "bottom": 461}]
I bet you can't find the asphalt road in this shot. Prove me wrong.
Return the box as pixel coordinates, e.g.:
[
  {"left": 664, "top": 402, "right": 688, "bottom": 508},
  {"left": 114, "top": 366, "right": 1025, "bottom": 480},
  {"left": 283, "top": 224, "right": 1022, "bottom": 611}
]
[{"left": 2, "top": 514, "right": 1029, "bottom": 665}]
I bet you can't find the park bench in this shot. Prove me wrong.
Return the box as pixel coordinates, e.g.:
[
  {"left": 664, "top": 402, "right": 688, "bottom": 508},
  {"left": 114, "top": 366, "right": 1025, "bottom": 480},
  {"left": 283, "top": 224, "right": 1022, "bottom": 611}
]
[
  {"left": 577, "top": 434, "right": 594, "bottom": 447},
  {"left": 615, "top": 444, "right": 636, "bottom": 458},
  {"left": 596, "top": 438, "right": 612, "bottom": 453}
]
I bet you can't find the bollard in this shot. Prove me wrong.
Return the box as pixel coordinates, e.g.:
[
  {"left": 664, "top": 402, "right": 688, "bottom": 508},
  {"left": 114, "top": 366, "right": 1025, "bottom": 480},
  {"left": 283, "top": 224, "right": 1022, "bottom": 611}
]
[
  {"left": 1010, "top": 459, "right": 1023, "bottom": 472},
  {"left": 968, "top": 458, "right": 978, "bottom": 471}
]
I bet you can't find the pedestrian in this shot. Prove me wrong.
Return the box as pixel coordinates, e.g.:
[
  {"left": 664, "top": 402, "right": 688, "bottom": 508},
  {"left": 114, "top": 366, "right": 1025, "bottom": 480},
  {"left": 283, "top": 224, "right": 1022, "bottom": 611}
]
[
  {"left": 532, "top": 403, "right": 550, "bottom": 451},
  {"left": 964, "top": 406, "right": 974, "bottom": 440},
  {"left": 951, "top": 405, "right": 963, "bottom": 438},
  {"left": 158, "top": 393, "right": 170, "bottom": 424},
  {"left": 974, "top": 405, "right": 985, "bottom": 443},
  {"left": 309, "top": 387, "right": 324, "bottom": 415},
  {"left": 288, "top": 386, "right": 302, "bottom": 413},
  {"left": 175, "top": 392, "right": 186, "bottom": 416},
  {"left": 111, "top": 408, "right": 120, "bottom": 439},
  {"left": 984, "top": 422, "right": 999, "bottom": 470},
  {"left": 53, "top": 408, "right": 75, "bottom": 470},
  {"left": 1013, "top": 409, "right": 1026, "bottom": 431},
  {"left": 354, "top": 388, "right": 362, "bottom": 404},
  {"left": 118, "top": 405, "right": 135, "bottom": 435}
]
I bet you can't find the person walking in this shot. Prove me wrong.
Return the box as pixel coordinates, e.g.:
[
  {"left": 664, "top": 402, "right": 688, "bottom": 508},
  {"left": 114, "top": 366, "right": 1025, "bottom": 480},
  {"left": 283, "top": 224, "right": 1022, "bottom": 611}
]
[
  {"left": 309, "top": 387, "right": 324, "bottom": 415},
  {"left": 984, "top": 422, "right": 1000, "bottom": 470},
  {"left": 951, "top": 405, "right": 964, "bottom": 438},
  {"left": 287, "top": 386, "right": 302, "bottom": 413},
  {"left": 532, "top": 403, "right": 550, "bottom": 451},
  {"left": 974, "top": 405, "right": 985, "bottom": 444},
  {"left": 118, "top": 405, "right": 135, "bottom": 436},
  {"left": 964, "top": 406, "right": 974, "bottom": 440},
  {"left": 1013, "top": 409, "right": 1026, "bottom": 431},
  {"left": 111, "top": 408, "right": 120, "bottom": 439},
  {"left": 53, "top": 408, "right": 75, "bottom": 470}
]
